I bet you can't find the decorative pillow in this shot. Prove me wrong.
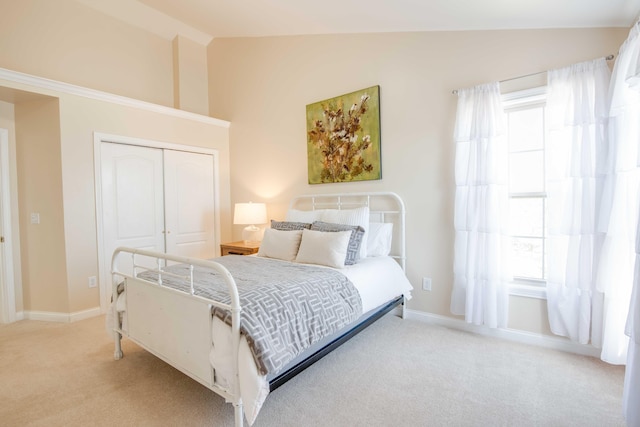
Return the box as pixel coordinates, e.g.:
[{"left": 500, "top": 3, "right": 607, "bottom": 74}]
[
  {"left": 270, "top": 220, "right": 312, "bottom": 231},
  {"left": 286, "top": 207, "right": 370, "bottom": 258},
  {"left": 256, "top": 229, "right": 303, "bottom": 262},
  {"left": 310, "top": 221, "right": 364, "bottom": 265},
  {"left": 285, "top": 209, "right": 324, "bottom": 223},
  {"left": 295, "top": 229, "right": 351, "bottom": 269},
  {"left": 319, "top": 207, "right": 370, "bottom": 258},
  {"left": 367, "top": 222, "right": 393, "bottom": 257}
]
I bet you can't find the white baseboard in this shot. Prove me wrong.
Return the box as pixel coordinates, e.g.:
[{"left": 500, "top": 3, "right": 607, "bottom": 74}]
[
  {"left": 23, "top": 307, "right": 102, "bottom": 323},
  {"left": 405, "top": 309, "right": 602, "bottom": 359}
]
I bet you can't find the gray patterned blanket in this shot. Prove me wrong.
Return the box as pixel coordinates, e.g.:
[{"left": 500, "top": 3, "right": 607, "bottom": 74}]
[{"left": 137, "top": 256, "right": 362, "bottom": 376}]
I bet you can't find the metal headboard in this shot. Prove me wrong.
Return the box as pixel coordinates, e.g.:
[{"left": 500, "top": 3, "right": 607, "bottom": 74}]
[{"left": 288, "top": 192, "right": 406, "bottom": 271}]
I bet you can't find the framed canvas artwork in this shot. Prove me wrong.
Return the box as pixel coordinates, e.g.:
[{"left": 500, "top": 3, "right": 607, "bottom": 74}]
[{"left": 306, "top": 85, "right": 381, "bottom": 184}]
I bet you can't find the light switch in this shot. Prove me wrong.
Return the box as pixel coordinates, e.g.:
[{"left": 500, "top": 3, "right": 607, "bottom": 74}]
[{"left": 30, "top": 213, "right": 40, "bottom": 224}]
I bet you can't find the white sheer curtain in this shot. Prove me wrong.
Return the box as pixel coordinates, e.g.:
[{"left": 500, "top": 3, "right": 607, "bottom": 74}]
[
  {"left": 451, "top": 82, "right": 510, "bottom": 328},
  {"left": 625, "top": 214, "right": 640, "bottom": 425},
  {"left": 608, "top": 20, "right": 640, "bottom": 426},
  {"left": 597, "top": 21, "right": 640, "bottom": 366},
  {"left": 545, "top": 58, "right": 611, "bottom": 346}
]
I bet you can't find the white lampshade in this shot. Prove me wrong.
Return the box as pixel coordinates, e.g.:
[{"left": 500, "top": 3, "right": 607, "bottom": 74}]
[{"left": 234, "top": 202, "right": 267, "bottom": 242}]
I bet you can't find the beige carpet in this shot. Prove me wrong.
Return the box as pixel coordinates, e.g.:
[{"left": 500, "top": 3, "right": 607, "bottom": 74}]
[{"left": 0, "top": 313, "right": 626, "bottom": 426}]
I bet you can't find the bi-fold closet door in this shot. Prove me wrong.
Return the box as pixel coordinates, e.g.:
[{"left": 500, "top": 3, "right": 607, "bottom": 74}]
[{"left": 100, "top": 142, "right": 216, "bottom": 272}]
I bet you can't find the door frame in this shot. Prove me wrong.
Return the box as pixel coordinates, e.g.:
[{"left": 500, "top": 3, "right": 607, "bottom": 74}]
[
  {"left": 0, "top": 128, "right": 16, "bottom": 323},
  {"left": 93, "top": 132, "right": 221, "bottom": 312}
]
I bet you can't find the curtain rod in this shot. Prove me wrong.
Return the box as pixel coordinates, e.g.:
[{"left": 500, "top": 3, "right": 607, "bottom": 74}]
[{"left": 451, "top": 54, "right": 615, "bottom": 95}]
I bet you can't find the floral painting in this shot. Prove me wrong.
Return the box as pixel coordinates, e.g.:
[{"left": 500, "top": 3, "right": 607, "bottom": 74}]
[{"left": 306, "top": 86, "right": 381, "bottom": 184}]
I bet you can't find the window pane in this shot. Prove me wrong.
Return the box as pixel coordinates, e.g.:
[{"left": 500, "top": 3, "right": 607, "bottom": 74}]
[
  {"left": 508, "top": 107, "right": 544, "bottom": 152},
  {"left": 511, "top": 237, "right": 544, "bottom": 279},
  {"left": 509, "top": 198, "right": 544, "bottom": 237},
  {"left": 509, "top": 151, "right": 544, "bottom": 193}
]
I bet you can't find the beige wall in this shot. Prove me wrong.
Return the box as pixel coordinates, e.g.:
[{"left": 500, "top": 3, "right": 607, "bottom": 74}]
[
  {"left": 173, "top": 35, "right": 210, "bottom": 115},
  {"left": 0, "top": 2, "right": 226, "bottom": 317},
  {"left": 0, "top": 1, "right": 630, "bottom": 335},
  {"left": 0, "top": 0, "right": 174, "bottom": 107},
  {"left": 208, "top": 28, "right": 629, "bottom": 335},
  {"left": 15, "top": 98, "right": 69, "bottom": 313},
  {"left": 0, "top": 79, "right": 231, "bottom": 316},
  {"left": 58, "top": 95, "right": 230, "bottom": 312}
]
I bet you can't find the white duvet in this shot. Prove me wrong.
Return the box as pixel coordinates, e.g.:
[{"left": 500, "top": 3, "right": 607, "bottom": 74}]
[{"left": 114, "top": 256, "right": 413, "bottom": 425}]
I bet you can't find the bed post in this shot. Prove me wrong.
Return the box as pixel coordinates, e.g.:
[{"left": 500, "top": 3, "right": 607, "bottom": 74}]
[
  {"left": 111, "top": 248, "right": 124, "bottom": 360},
  {"left": 228, "top": 276, "right": 243, "bottom": 427},
  {"left": 114, "top": 330, "right": 123, "bottom": 360},
  {"left": 113, "top": 299, "right": 123, "bottom": 360},
  {"left": 233, "top": 402, "right": 243, "bottom": 427}
]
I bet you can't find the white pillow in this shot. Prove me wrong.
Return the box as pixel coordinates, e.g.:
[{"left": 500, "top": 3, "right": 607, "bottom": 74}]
[
  {"left": 295, "top": 229, "right": 351, "bottom": 269},
  {"left": 320, "top": 207, "right": 370, "bottom": 258},
  {"left": 367, "top": 222, "right": 393, "bottom": 257},
  {"left": 257, "top": 229, "right": 303, "bottom": 262},
  {"left": 286, "top": 209, "right": 324, "bottom": 223}
]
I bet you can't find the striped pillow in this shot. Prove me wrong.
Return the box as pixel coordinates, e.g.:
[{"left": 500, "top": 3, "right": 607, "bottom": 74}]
[
  {"left": 310, "top": 221, "right": 365, "bottom": 265},
  {"left": 271, "top": 220, "right": 312, "bottom": 231}
]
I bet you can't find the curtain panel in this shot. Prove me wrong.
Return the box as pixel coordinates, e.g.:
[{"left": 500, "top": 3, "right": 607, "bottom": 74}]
[
  {"left": 545, "top": 58, "right": 611, "bottom": 346},
  {"left": 624, "top": 214, "right": 640, "bottom": 426},
  {"left": 451, "top": 82, "right": 510, "bottom": 328},
  {"left": 607, "top": 20, "right": 640, "bottom": 426},
  {"left": 597, "top": 22, "right": 640, "bottom": 366}
]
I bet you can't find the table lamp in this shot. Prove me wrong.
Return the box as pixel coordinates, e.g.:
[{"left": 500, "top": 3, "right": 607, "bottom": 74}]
[{"left": 233, "top": 202, "right": 267, "bottom": 243}]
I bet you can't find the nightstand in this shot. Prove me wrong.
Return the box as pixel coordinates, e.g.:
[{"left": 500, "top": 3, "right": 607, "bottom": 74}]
[{"left": 220, "top": 241, "right": 260, "bottom": 256}]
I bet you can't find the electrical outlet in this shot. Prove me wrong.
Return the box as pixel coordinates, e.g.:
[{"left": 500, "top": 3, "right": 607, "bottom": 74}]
[
  {"left": 422, "top": 277, "right": 432, "bottom": 291},
  {"left": 88, "top": 276, "right": 97, "bottom": 288}
]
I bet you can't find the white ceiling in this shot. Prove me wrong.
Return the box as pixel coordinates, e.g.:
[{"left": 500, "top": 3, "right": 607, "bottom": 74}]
[{"left": 78, "top": 0, "right": 640, "bottom": 44}]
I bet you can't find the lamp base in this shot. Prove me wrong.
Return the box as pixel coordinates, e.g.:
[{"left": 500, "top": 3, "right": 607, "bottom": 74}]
[{"left": 242, "top": 225, "right": 262, "bottom": 244}]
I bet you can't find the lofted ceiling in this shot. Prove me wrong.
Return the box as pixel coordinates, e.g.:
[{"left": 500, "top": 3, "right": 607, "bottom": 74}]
[{"left": 77, "top": 0, "right": 640, "bottom": 44}]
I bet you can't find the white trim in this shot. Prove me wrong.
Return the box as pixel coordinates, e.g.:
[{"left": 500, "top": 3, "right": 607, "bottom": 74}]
[
  {"left": 24, "top": 307, "right": 101, "bottom": 323},
  {"left": 502, "top": 86, "right": 547, "bottom": 107},
  {"left": 406, "top": 309, "right": 602, "bottom": 359},
  {"left": 0, "top": 67, "right": 229, "bottom": 128},
  {"left": 94, "top": 132, "right": 222, "bottom": 313},
  {"left": 69, "top": 307, "right": 102, "bottom": 322},
  {"left": 0, "top": 129, "right": 16, "bottom": 323},
  {"left": 94, "top": 132, "right": 221, "bottom": 155},
  {"left": 509, "top": 283, "right": 547, "bottom": 299}
]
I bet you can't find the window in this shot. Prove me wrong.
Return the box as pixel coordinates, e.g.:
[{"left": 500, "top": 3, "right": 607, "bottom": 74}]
[{"left": 503, "top": 89, "right": 547, "bottom": 295}]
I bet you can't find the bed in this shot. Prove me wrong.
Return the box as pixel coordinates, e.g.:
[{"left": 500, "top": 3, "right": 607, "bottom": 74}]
[{"left": 109, "top": 192, "right": 412, "bottom": 427}]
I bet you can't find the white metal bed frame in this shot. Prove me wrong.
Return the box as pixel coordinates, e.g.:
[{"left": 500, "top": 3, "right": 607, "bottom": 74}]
[{"left": 110, "top": 191, "right": 406, "bottom": 427}]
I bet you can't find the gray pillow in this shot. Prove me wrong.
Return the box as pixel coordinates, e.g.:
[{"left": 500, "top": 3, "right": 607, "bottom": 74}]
[
  {"left": 310, "top": 221, "right": 365, "bottom": 265},
  {"left": 271, "top": 220, "right": 312, "bottom": 231}
]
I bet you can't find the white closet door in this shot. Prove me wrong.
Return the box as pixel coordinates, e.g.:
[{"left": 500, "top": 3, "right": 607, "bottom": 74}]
[
  {"left": 100, "top": 143, "right": 165, "bottom": 272},
  {"left": 163, "top": 150, "right": 216, "bottom": 259}
]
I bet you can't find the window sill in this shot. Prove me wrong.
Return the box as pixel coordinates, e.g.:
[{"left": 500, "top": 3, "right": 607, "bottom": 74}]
[{"left": 509, "top": 283, "right": 547, "bottom": 299}]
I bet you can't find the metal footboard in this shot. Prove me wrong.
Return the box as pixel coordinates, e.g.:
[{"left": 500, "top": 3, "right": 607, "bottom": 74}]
[{"left": 110, "top": 247, "right": 245, "bottom": 427}]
